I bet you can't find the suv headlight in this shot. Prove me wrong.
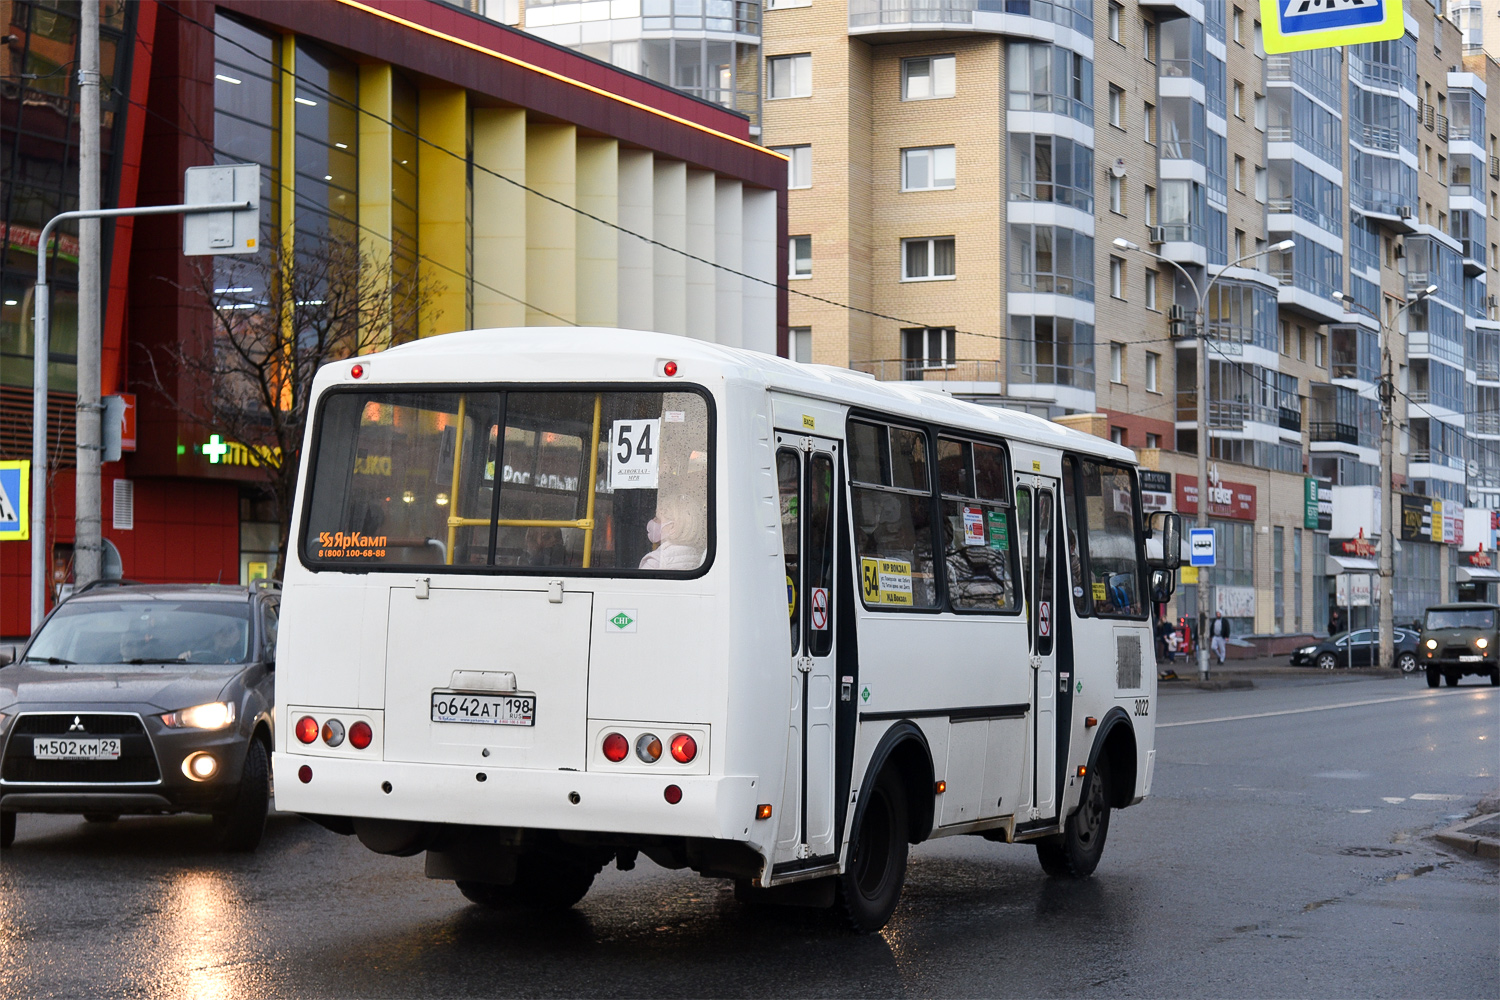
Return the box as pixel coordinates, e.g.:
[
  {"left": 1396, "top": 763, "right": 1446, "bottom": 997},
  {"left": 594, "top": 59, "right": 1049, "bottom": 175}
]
[
  {"left": 1299, "top": 646, "right": 1316, "bottom": 654},
  {"left": 1476, "top": 637, "right": 1489, "bottom": 649},
  {"left": 161, "top": 702, "right": 236, "bottom": 730}
]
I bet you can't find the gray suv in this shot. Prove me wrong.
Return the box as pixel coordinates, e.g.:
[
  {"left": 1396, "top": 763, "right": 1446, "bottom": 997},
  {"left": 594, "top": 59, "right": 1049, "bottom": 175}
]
[{"left": 0, "top": 582, "right": 278, "bottom": 850}]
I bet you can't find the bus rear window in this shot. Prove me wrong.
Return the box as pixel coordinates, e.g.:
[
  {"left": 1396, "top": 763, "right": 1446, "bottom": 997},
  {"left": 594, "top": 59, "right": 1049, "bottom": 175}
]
[{"left": 301, "top": 389, "right": 711, "bottom": 575}]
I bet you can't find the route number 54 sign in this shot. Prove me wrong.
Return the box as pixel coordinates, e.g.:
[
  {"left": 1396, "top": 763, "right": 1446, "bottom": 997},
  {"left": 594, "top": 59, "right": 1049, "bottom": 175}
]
[{"left": 611, "top": 419, "right": 660, "bottom": 490}]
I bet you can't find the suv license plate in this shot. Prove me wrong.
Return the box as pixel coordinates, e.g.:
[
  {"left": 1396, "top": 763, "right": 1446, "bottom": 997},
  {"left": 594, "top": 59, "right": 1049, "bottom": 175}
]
[
  {"left": 431, "top": 693, "right": 536, "bottom": 727},
  {"left": 1459, "top": 654, "right": 1483, "bottom": 662},
  {"left": 34, "top": 737, "right": 122, "bottom": 760}
]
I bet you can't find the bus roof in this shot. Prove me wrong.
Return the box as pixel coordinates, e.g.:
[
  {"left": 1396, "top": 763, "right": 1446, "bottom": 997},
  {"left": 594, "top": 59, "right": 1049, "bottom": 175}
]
[{"left": 345, "top": 327, "right": 1138, "bottom": 465}]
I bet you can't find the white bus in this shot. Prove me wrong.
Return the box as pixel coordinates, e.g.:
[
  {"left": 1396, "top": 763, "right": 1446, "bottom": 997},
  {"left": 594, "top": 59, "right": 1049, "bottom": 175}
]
[{"left": 275, "top": 329, "right": 1181, "bottom": 931}]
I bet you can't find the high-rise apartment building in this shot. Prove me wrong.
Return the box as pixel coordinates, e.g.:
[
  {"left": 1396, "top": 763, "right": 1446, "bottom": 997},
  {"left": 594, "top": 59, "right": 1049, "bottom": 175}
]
[{"left": 759, "top": 0, "right": 1500, "bottom": 644}]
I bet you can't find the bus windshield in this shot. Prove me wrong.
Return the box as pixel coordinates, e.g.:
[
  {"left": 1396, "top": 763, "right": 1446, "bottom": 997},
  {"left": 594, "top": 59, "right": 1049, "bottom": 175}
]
[{"left": 301, "top": 388, "right": 711, "bottom": 574}]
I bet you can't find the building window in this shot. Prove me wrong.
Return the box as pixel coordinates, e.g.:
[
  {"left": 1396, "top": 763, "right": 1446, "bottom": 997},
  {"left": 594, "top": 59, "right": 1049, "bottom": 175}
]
[
  {"left": 902, "top": 237, "right": 956, "bottom": 280},
  {"left": 1146, "top": 350, "right": 1160, "bottom": 392},
  {"left": 767, "top": 54, "right": 811, "bottom": 99},
  {"left": 1146, "top": 431, "right": 1161, "bottom": 448},
  {"left": 1006, "top": 42, "right": 1094, "bottom": 127},
  {"left": 773, "top": 145, "right": 812, "bottom": 189},
  {"left": 1232, "top": 6, "right": 1243, "bottom": 43},
  {"left": 1109, "top": 2, "right": 1122, "bottom": 42},
  {"left": 903, "top": 55, "right": 955, "bottom": 100},
  {"left": 1143, "top": 18, "right": 1157, "bottom": 62},
  {"left": 1109, "top": 85, "right": 1124, "bottom": 128},
  {"left": 1315, "top": 332, "right": 1326, "bottom": 368},
  {"left": 1254, "top": 166, "right": 1267, "bottom": 202},
  {"left": 1293, "top": 528, "right": 1303, "bottom": 634},
  {"left": 902, "top": 327, "right": 955, "bottom": 374},
  {"left": 902, "top": 145, "right": 956, "bottom": 191},
  {"left": 1110, "top": 341, "right": 1125, "bottom": 382},
  {"left": 1007, "top": 224, "right": 1096, "bottom": 301},
  {"left": 1274, "top": 525, "right": 1285, "bottom": 633},
  {"left": 1144, "top": 102, "right": 1157, "bottom": 143},
  {"left": 791, "top": 326, "right": 812, "bottom": 363},
  {"left": 1254, "top": 93, "right": 1266, "bottom": 130},
  {"left": 1234, "top": 155, "right": 1245, "bottom": 191},
  {"left": 1110, "top": 174, "right": 1124, "bottom": 214},
  {"left": 1110, "top": 426, "right": 1126, "bottom": 446},
  {"left": 1233, "top": 81, "right": 1244, "bottom": 118},
  {"left": 790, "top": 235, "right": 811, "bottom": 277},
  {"left": 1145, "top": 269, "right": 1158, "bottom": 310},
  {"left": 1110, "top": 256, "right": 1125, "bottom": 298},
  {"left": 1007, "top": 134, "right": 1094, "bottom": 211},
  {"left": 1145, "top": 184, "right": 1156, "bottom": 224},
  {"left": 1234, "top": 228, "right": 1246, "bottom": 258}
]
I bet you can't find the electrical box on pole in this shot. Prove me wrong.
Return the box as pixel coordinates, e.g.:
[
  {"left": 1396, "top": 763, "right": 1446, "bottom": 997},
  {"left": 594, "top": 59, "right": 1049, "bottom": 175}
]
[{"left": 182, "top": 164, "right": 260, "bottom": 256}]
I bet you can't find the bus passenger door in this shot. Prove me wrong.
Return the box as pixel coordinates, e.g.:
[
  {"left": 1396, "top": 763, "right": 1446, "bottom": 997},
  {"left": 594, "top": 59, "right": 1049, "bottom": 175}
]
[
  {"left": 1014, "top": 477, "right": 1059, "bottom": 821},
  {"left": 775, "top": 436, "right": 841, "bottom": 861}
]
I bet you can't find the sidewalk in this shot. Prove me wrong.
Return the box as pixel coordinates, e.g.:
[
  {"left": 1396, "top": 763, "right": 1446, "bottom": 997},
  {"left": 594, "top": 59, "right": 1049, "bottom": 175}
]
[
  {"left": 1153, "top": 650, "right": 1409, "bottom": 690},
  {"left": 1436, "top": 792, "right": 1500, "bottom": 860}
]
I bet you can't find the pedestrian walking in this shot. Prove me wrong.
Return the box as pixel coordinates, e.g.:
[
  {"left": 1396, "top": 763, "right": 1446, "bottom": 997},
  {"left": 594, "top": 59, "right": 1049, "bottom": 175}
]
[{"left": 1210, "top": 611, "right": 1230, "bottom": 665}]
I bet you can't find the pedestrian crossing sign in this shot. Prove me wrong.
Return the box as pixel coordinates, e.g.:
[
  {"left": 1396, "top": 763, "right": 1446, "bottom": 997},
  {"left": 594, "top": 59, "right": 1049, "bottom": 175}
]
[
  {"left": 1261, "top": 0, "right": 1404, "bottom": 54},
  {"left": 0, "top": 460, "right": 29, "bottom": 541}
]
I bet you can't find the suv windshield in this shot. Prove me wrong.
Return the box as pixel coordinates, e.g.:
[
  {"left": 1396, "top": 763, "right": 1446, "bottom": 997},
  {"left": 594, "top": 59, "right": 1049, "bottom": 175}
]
[
  {"left": 301, "top": 388, "right": 711, "bottom": 574},
  {"left": 1424, "top": 608, "right": 1496, "bottom": 630},
  {"left": 25, "top": 601, "right": 253, "bottom": 665}
]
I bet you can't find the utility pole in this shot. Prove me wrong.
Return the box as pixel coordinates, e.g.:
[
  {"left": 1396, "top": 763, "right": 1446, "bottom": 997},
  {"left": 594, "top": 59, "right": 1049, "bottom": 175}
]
[
  {"left": 1378, "top": 345, "right": 1395, "bottom": 670},
  {"left": 1195, "top": 298, "right": 1211, "bottom": 681},
  {"left": 74, "top": 0, "right": 102, "bottom": 589}
]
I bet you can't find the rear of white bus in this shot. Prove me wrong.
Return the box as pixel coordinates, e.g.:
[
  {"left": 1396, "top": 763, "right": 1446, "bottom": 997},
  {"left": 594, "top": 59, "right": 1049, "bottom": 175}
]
[{"left": 272, "top": 357, "right": 779, "bottom": 904}]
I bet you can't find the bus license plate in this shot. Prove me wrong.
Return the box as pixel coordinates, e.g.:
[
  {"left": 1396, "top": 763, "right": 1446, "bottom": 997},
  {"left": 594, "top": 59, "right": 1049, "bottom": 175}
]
[
  {"left": 430, "top": 693, "right": 536, "bottom": 727},
  {"left": 34, "top": 737, "right": 121, "bottom": 760}
]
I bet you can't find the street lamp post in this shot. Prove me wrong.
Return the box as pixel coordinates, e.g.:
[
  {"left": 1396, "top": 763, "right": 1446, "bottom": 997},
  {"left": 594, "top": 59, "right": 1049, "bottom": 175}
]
[
  {"left": 1332, "top": 284, "right": 1437, "bottom": 672},
  {"left": 1114, "top": 237, "right": 1294, "bottom": 680}
]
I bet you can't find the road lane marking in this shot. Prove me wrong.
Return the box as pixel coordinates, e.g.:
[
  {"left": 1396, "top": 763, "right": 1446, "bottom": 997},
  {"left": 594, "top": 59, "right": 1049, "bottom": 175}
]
[
  {"left": 1410, "top": 793, "right": 1464, "bottom": 801},
  {"left": 1382, "top": 797, "right": 1406, "bottom": 804},
  {"left": 1159, "top": 688, "right": 1495, "bottom": 728}
]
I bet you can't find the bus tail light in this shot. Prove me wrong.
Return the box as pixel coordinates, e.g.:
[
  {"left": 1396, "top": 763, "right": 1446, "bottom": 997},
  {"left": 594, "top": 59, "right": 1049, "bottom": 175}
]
[
  {"left": 664, "top": 784, "right": 682, "bottom": 804},
  {"left": 756, "top": 804, "right": 773, "bottom": 820},
  {"left": 322, "top": 719, "right": 346, "bottom": 747},
  {"left": 349, "top": 721, "right": 373, "bottom": 750},
  {"left": 669, "top": 733, "right": 697, "bottom": 763},
  {"left": 636, "top": 733, "right": 662, "bottom": 763},
  {"left": 295, "top": 716, "right": 318, "bottom": 744},
  {"left": 603, "top": 732, "right": 629, "bottom": 762}
]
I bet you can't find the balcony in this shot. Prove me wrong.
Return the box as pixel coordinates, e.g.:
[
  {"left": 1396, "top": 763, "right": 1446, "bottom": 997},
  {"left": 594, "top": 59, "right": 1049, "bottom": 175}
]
[
  {"left": 1279, "top": 406, "right": 1302, "bottom": 432},
  {"left": 846, "top": 0, "right": 1090, "bottom": 37},
  {"left": 1310, "top": 421, "right": 1359, "bottom": 445},
  {"left": 1477, "top": 359, "right": 1500, "bottom": 381},
  {"left": 851, "top": 358, "right": 1004, "bottom": 384},
  {"left": 1462, "top": 239, "right": 1484, "bottom": 275},
  {"left": 1472, "top": 413, "right": 1500, "bottom": 435}
]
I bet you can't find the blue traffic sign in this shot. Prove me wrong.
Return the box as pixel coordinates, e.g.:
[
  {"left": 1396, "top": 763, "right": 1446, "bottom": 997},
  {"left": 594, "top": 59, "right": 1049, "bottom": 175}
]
[
  {"left": 1261, "top": 0, "right": 1404, "bottom": 55},
  {"left": 1190, "top": 528, "right": 1216, "bottom": 568},
  {"left": 0, "top": 460, "right": 29, "bottom": 541}
]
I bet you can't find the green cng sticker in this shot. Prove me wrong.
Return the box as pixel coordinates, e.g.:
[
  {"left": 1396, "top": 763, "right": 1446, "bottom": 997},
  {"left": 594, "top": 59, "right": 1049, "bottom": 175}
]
[
  {"left": 861, "top": 685, "right": 872, "bottom": 703},
  {"left": 606, "top": 609, "right": 637, "bottom": 633}
]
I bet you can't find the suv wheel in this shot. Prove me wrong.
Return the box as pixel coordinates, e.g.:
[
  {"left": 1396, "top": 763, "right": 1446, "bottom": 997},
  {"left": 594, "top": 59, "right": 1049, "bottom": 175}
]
[
  {"left": 1317, "top": 652, "right": 1337, "bottom": 670},
  {"left": 215, "top": 740, "right": 270, "bottom": 852},
  {"left": 1396, "top": 651, "right": 1417, "bottom": 673}
]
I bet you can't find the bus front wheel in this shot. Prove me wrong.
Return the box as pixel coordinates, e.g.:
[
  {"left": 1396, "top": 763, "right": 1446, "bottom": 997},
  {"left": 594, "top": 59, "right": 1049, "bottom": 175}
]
[
  {"left": 1036, "top": 758, "right": 1111, "bottom": 879},
  {"left": 836, "top": 768, "right": 909, "bottom": 933}
]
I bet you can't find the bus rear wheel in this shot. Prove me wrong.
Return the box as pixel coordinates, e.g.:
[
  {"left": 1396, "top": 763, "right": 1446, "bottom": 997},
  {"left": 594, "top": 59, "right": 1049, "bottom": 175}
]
[
  {"left": 1037, "top": 758, "right": 1111, "bottom": 879},
  {"left": 836, "top": 768, "right": 909, "bottom": 933},
  {"left": 457, "top": 854, "right": 597, "bottom": 910}
]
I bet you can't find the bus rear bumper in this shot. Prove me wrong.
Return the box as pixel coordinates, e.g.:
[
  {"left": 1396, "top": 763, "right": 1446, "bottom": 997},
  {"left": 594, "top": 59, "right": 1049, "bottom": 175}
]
[{"left": 272, "top": 752, "right": 762, "bottom": 842}]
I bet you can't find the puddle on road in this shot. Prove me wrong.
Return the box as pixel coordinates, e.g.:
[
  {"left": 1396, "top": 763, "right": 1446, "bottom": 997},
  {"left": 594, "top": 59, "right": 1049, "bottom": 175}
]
[{"left": 1339, "top": 846, "right": 1409, "bottom": 858}]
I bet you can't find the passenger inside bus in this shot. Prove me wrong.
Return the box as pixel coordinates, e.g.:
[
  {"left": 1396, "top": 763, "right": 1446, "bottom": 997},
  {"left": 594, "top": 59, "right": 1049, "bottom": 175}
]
[
  {"left": 520, "top": 526, "right": 571, "bottom": 567},
  {"left": 638, "top": 492, "right": 707, "bottom": 571}
]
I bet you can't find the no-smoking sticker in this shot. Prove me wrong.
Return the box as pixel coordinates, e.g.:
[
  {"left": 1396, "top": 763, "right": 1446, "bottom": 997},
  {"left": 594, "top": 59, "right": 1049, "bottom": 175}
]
[
  {"left": 1038, "top": 600, "right": 1051, "bottom": 637},
  {"left": 811, "top": 587, "right": 829, "bottom": 631}
]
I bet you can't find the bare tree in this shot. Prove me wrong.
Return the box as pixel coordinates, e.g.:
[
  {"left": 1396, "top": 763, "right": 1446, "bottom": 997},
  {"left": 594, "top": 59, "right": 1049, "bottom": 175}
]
[{"left": 148, "top": 232, "right": 441, "bottom": 579}]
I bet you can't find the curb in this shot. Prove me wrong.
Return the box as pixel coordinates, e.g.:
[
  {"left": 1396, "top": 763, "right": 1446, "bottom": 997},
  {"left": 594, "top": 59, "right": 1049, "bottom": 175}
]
[{"left": 1434, "top": 811, "right": 1500, "bottom": 859}]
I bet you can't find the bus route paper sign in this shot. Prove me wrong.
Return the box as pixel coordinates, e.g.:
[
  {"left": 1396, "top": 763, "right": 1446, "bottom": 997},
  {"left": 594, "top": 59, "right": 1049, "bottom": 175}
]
[
  {"left": 860, "top": 557, "right": 913, "bottom": 606},
  {"left": 1260, "top": 0, "right": 1403, "bottom": 54},
  {"left": 0, "top": 460, "right": 29, "bottom": 541},
  {"left": 610, "top": 419, "right": 660, "bottom": 489}
]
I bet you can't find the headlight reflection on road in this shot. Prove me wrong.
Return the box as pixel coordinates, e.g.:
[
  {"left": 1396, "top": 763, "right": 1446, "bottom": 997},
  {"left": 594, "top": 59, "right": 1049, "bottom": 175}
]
[{"left": 160, "top": 870, "right": 244, "bottom": 1000}]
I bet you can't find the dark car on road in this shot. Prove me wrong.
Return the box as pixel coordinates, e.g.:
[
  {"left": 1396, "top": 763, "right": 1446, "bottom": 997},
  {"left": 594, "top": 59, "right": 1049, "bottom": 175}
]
[
  {"left": 1418, "top": 603, "right": 1500, "bottom": 688},
  {"left": 1290, "top": 627, "right": 1420, "bottom": 672},
  {"left": 0, "top": 582, "right": 278, "bottom": 850}
]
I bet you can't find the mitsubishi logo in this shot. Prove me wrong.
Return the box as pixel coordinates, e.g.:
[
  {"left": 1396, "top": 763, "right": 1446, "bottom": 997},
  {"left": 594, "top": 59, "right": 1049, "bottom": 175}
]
[{"left": 68, "top": 716, "right": 85, "bottom": 732}]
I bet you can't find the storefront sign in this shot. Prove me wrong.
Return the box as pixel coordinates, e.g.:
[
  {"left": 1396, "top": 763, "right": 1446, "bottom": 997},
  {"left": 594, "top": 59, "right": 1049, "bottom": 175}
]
[
  {"left": 1336, "top": 573, "right": 1373, "bottom": 608},
  {"left": 1215, "top": 585, "right": 1256, "bottom": 618},
  {"left": 1469, "top": 550, "right": 1493, "bottom": 569},
  {"left": 1400, "top": 494, "right": 1448, "bottom": 543},
  {"left": 1176, "top": 472, "right": 1256, "bottom": 521},
  {"left": 1337, "top": 537, "right": 1376, "bottom": 558},
  {"left": 1304, "top": 477, "right": 1332, "bottom": 530},
  {"left": 1139, "top": 470, "right": 1172, "bottom": 513},
  {"left": 1445, "top": 506, "right": 1464, "bottom": 547}
]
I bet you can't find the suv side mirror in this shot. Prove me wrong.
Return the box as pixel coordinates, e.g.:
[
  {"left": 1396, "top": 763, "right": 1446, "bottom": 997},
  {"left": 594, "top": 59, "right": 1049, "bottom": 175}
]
[
  {"left": 0, "top": 644, "right": 15, "bottom": 667},
  {"left": 1149, "top": 511, "right": 1182, "bottom": 571}
]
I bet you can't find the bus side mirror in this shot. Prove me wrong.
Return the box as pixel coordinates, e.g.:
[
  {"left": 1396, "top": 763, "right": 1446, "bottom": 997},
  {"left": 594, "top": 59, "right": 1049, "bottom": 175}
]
[
  {"left": 1149, "top": 511, "right": 1182, "bottom": 571},
  {"left": 1150, "top": 568, "right": 1176, "bottom": 604}
]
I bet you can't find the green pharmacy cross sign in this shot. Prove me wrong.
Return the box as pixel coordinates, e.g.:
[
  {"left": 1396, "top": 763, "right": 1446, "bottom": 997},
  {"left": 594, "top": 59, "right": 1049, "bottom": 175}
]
[
  {"left": 1260, "top": 0, "right": 1403, "bottom": 55},
  {"left": 202, "top": 434, "right": 230, "bottom": 464}
]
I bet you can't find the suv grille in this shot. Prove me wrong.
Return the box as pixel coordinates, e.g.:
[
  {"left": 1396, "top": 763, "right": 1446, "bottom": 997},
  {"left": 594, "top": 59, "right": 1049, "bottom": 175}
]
[{"left": 3, "top": 714, "right": 160, "bottom": 784}]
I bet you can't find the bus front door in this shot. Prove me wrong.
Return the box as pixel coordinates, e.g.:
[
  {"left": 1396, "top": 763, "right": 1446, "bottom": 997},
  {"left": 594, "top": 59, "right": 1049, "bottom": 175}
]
[
  {"left": 775, "top": 436, "right": 841, "bottom": 862},
  {"left": 1014, "top": 477, "right": 1059, "bottom": 822}
]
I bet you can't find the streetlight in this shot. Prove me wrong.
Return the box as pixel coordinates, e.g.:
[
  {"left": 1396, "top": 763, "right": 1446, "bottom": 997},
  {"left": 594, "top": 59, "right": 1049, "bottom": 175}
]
[
  {"left": 1114, "top": 236, "right": 1295, "bottom": 680},
  {"left": 1330, "top": 282, "right": 1437, "bottom": 671}
]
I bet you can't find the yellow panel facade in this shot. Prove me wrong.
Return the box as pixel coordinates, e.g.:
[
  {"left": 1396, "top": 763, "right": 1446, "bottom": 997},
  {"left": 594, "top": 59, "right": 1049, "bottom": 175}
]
[
  {"left": 575, "top": 136, "right": 620, "bottom": 328},
  {"left": 358, "top": 64, "right": 394, "bottom": 349},
  {"left": 652, "top": 159, "right": 688, "bottom": 336},
  {"left": 418, "top": 87, "right": 469, "bottom": 338},
  {"left": 472, "top": 107, "right": 529, "bottom": 328},
  {"left": 616, "top": 148, "right": 656, "bottom": 331},
  {"left": 526, "top": 123, "right": 579, "bottom": 326}
]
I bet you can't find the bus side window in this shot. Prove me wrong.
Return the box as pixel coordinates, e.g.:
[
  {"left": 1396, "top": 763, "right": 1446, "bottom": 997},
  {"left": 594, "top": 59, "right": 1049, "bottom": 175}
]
[
  {"left": 849, "top": 420, "right": 937, "bottom": 609},
  {"left": 1034, "top": 489, "right": 1055, "bottom": 657},
  {"left": 937, "top": 437, "right": 1018, "bottom": 613},
  {"left": 1077, "top": 459, "right": 1145, "bottom": 618},
  {"left": 806, "top": 452, "right": 836, "bottom": 656},
  {"left": 1062, "top": 455, "right": 1090, "bottom": 617},
  {"left": 1016, "top": 486, "right": 1033, "bottom": 647},
  {"left": 778, "top": 448, "right": 802, "bottom": 654}
]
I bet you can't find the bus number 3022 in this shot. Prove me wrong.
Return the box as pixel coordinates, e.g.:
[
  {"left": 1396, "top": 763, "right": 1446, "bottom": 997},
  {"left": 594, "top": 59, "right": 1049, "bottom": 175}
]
[{"left": 1134, "top": 698, "right": 1149, "bottom": 717}]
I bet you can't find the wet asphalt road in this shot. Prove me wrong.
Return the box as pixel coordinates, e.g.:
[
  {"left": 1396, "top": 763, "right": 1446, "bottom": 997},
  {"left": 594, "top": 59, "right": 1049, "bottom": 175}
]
[{"left": 2, "top": 672, "right": 1496, "bottom": 999}]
